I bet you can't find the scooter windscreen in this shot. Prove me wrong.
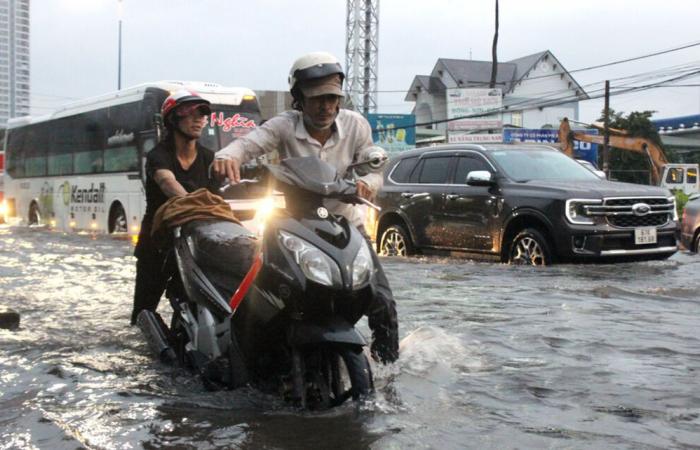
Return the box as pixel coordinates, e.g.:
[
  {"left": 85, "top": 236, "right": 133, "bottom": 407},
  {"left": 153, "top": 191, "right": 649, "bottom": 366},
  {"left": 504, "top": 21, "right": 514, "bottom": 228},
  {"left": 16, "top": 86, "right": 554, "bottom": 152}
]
[{"left": 265, "top": 157, "right": 356, "bottom": 198}]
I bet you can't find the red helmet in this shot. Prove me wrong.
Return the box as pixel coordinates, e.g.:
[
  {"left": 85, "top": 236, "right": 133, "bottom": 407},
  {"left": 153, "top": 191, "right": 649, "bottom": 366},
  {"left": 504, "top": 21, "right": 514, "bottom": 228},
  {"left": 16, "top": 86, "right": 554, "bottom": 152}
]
[{"left": 161, "top": 89, "right": 211, "bottom": 123}]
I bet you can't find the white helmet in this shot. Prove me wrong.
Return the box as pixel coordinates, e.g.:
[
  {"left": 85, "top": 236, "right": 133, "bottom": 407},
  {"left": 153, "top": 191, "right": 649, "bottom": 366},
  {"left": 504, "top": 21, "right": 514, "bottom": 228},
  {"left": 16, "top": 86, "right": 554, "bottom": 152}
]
[{"left": 288, "top": 52, "right": 345, "bottom": 97}]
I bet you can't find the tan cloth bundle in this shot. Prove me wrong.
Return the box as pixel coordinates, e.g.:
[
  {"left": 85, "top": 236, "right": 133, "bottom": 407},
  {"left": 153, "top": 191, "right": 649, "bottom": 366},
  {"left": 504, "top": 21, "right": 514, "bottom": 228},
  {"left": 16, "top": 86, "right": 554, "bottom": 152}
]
[{"left": 151, "top": 188, "right": 240, "bottom": 237}]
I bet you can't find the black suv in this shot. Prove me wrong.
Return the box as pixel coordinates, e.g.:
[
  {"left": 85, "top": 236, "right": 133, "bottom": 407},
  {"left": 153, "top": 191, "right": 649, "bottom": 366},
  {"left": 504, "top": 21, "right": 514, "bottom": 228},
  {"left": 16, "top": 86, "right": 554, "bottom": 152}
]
[{"left": 373, "top": 144, "right": 679, "bottom": 265}]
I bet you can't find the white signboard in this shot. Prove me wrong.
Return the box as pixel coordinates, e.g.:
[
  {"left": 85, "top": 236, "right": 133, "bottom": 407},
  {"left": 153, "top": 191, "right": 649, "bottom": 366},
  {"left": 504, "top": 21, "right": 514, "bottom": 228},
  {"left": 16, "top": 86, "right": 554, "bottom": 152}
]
[
  {"left": 448, "top": 132, "right": 503, "bottom": 144},
  {"left": 446, "top": 88, "right": 502, "bottom": 131}
]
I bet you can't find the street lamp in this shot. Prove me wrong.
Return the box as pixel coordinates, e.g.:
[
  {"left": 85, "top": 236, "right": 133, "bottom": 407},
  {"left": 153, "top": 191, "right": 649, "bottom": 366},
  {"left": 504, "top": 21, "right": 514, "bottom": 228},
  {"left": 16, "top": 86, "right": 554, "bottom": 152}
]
[{"left": 117, "top": 0, "right": 123, "bottom": 90}]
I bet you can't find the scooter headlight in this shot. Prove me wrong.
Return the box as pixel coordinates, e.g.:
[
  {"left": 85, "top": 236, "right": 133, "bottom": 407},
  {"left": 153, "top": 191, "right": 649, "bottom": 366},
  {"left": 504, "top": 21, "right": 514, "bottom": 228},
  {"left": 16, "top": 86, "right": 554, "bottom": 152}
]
[
  {"left": 351, "top": 239, "right": 374, "bottom": 289},
  {"left": 279, "top": 230, "right": 341, "bottom": 287}
]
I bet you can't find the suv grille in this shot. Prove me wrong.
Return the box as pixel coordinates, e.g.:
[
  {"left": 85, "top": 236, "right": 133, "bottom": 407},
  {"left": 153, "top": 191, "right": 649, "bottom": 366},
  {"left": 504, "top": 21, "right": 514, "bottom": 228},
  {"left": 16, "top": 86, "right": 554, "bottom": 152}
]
[{"left": 586, "top": 197, "right": 673, "bottom": 228}]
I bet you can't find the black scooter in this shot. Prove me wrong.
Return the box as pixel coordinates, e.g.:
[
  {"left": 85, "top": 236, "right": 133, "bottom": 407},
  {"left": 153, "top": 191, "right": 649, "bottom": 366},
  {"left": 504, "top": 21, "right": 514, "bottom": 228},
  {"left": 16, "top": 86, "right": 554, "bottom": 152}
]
[{"left": 138, "top": 155, "right": 386, "bottom": 409}]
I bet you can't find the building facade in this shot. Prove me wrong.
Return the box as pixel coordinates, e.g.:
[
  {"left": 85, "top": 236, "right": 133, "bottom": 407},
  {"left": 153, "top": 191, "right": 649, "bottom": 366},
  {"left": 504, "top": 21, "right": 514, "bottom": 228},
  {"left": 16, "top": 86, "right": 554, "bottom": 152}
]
[
  {"left": 0, "top": 0, "right": 30, "bottom": 124},
  {"left": 405, "top": 51, "right": 587, "bottom": 142},
  {"left": 654, "top": 114, "right": 700, "bottom": 163}
]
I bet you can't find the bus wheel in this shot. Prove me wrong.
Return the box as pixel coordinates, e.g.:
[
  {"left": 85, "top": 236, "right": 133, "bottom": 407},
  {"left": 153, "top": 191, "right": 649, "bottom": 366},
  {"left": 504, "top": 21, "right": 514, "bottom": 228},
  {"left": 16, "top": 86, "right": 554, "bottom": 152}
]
[
  {"left": 28, "top": 202, "right": 41, "bottom": 226},
  {"left": 109, "top": 203, "right": 128, "bottom": 234}
]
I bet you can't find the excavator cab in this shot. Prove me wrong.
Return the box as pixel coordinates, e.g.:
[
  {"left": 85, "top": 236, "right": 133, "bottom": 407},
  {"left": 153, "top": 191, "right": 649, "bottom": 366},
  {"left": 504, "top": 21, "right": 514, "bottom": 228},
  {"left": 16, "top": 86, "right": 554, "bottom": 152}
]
[{"left": 661, "top": 164, "right": 699, "bottom": 195}]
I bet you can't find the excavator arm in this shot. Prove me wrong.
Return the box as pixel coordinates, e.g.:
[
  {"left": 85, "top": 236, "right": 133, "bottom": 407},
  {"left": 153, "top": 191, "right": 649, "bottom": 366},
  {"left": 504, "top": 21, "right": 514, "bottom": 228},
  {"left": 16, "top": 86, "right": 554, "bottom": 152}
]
[{"left": 559, "top": 118, "right": 668, "bottom": 185}]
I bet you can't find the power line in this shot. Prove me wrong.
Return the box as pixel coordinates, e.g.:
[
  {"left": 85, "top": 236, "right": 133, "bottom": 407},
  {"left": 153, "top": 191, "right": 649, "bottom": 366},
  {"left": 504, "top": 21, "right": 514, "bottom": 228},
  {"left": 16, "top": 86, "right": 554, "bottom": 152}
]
[
  {"left": 353, "top": 41, "right": 700, "bottom": 94},
  {"left": 375, "top": 69, "right": 700, "bottom": 131},
  {"left": 374, "top": 62, "right": 700, "bottom": 116}
]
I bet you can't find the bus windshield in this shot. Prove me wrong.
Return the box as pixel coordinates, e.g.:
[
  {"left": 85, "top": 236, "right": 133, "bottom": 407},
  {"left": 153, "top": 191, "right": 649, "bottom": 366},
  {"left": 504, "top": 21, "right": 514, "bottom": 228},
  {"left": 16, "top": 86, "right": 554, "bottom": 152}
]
[{"left": 199, "top": 105, "right": 261, "bottom": 150}]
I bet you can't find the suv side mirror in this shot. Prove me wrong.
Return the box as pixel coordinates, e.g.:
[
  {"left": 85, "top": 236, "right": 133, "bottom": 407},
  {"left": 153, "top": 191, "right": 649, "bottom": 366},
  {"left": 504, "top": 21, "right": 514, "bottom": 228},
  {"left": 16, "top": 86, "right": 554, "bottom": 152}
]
[{"left": 466, "top": 171, "right": 494, "bottom": 186}]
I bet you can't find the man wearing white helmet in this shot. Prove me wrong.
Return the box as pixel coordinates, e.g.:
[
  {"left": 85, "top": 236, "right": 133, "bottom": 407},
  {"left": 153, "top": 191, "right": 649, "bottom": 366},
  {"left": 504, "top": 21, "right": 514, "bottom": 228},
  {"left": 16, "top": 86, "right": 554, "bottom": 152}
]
[
  {"left": 213, "top": 51, "right": 399, "bottom": 364},
  {"left": 131, "top": 90, "right": 215, "bottom": 325}
]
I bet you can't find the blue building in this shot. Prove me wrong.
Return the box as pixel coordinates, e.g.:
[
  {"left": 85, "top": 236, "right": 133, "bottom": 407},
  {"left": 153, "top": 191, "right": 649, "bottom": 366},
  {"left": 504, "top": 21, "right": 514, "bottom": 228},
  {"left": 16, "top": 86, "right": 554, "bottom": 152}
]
[{"left": 652, "top": 114, "right": 700, "bottom": 162}]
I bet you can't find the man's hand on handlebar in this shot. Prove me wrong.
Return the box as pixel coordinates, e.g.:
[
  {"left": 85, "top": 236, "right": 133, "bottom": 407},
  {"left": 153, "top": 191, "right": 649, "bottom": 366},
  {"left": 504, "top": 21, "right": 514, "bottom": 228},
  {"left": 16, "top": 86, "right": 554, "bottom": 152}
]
[{"left": 212, "top": 158, "right": 241, "bottom": 184}]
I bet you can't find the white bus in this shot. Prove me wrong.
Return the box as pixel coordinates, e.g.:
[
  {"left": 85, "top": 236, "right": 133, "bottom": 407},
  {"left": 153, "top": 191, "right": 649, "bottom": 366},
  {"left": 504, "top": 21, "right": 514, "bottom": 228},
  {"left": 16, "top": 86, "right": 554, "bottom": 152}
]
[
  {"left": 1, "top": 81, "right": 262, "bottom": 237},
  {"left": 0, "top": 128, "right": 5, "bottom": 223}
]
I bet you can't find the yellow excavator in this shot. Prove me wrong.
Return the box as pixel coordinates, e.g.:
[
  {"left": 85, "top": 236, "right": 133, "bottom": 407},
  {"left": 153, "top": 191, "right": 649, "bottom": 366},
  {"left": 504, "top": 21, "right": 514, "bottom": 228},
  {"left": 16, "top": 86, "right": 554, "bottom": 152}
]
[{"left": 558, "top": 117, "right": 698, "bottom": 194}]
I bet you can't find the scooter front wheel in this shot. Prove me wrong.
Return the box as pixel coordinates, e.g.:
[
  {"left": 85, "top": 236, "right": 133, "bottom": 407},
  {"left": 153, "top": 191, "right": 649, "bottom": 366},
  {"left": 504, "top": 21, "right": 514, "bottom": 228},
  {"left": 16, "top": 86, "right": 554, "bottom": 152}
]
[{"left": 334, "top": 345, "right": 373, "bottom": 404}]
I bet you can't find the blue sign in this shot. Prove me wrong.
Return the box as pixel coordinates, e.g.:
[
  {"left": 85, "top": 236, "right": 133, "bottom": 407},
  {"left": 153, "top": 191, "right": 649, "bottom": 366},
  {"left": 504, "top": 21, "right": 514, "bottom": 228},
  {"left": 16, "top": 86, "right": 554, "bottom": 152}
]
[
  {"left": 503, "top": 128, "right": 599, "bottom": 166},
  {"left": 366, "top": 114, "right": 416, "bottom": 153}
]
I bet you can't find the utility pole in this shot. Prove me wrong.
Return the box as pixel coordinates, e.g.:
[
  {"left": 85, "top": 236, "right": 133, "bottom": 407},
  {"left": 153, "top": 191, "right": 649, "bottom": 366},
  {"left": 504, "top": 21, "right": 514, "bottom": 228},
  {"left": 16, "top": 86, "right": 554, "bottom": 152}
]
[
  {"left": 117, "top": 0, "right": 123, "bottom": 90},
  {"left": 345, "top": 0, "right": 379, "bottom": 114},
  {"left": 603, "top": 80, "right": 610, "bottom": 177},
  {"left": 489, "top": 0, "right": 499, "bottom": 89}
]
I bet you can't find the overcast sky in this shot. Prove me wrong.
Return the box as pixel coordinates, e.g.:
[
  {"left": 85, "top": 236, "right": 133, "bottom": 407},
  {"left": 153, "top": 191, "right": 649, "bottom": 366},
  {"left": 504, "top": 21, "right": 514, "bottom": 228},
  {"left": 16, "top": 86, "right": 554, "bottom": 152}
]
[{"left": 31, "top": 0, "right": 700, "bottom": 123}]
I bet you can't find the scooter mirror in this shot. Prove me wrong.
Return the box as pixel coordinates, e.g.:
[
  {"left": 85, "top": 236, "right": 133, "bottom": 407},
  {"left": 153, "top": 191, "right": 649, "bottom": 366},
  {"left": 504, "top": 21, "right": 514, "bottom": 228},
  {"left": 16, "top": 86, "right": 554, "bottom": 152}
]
[{"left": 366, "top": 151, "right": 388, "bottom": 170}]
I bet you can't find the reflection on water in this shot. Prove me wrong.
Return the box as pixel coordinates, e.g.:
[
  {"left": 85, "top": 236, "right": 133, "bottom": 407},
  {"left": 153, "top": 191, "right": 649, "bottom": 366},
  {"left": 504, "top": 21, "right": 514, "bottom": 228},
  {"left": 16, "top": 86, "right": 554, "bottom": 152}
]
[{"left": 1, "top": 226, "right": 699, "bottom": 449}]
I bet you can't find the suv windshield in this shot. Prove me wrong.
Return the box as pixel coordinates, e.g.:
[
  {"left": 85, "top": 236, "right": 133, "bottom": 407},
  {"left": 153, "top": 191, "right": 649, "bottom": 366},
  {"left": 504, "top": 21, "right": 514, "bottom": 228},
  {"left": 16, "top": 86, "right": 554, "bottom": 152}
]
[
  {"left": 198, "top": 105, "right": 261, "bottom": 150},
  {"left": 490, "top": 149, "right": 600, "bottom": 182}
]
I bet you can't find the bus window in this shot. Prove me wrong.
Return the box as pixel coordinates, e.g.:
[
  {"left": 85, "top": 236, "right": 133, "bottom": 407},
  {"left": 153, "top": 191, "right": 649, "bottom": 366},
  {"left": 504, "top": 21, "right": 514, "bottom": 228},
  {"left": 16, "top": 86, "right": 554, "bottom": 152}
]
[
  {"left": 203, "top": 103, "right": 261, "bottom": 150},
  {"left": 25, "top": 123, "right": 48, "bottom": 177},
  {"left": 49, "top": 118, "right": 74, "bottom": 176},
  {"left": 74, "top": 112, "right": 106, "bottom": 174},
  {"left": 6, "top": 127, "right": 26, "bottom": 178},
  {"left": 105, "top": 145, "right": 138, "bottom": 172},
  {"left": 687, "top": 168, "right": 697, "bottom": 184},
  {"left": 104, "top": 103, "right": 140, "bottom": 172},
  {"left": 199, "top": 120, "right": 219, "bottom": 150}
]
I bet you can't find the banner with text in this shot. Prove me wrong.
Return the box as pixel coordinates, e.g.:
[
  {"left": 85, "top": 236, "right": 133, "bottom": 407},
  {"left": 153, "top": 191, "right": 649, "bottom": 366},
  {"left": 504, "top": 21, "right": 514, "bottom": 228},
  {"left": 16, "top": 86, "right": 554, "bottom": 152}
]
[
  {"left": 366, "top": 113, "right": 416, "bottom": 153},
  {"left": 448, "top": 133, "right": 503, "bottom": 143},
  {"left": 502, "top": 128, "right": 599, "bottom": 166},
  {"left": 446, "top": 88, "right": 502, "bottom": 131}
]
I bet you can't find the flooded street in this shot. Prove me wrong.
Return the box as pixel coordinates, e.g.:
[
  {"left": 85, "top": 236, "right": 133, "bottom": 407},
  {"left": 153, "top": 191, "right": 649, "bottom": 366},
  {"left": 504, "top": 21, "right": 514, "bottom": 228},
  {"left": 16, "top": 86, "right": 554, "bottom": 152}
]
[{"left": 1, "top": 225, "right": 699, "bottom": 449}]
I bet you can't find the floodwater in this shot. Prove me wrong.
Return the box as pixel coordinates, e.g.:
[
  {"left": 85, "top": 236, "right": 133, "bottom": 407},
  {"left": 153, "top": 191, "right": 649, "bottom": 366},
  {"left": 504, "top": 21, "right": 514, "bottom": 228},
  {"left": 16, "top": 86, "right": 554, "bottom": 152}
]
[{"left": 1, "top": 225, "right": 699, "bottom": 449}]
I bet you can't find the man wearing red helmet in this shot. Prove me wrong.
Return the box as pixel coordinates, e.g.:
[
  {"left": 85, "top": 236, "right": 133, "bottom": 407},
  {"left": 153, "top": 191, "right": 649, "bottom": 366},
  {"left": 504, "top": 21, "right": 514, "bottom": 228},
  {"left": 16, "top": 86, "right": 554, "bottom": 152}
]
[
  {"left": 212, "top": 52, "right": 399, "bottom": 364},
  {"left": 130, "top": 90, "right": 215, "bottom": 325}
]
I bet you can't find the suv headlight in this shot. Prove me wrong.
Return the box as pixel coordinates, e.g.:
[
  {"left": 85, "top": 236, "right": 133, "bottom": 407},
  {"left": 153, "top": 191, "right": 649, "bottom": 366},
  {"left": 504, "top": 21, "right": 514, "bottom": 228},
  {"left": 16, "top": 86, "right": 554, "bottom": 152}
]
[
  {"left": 278, "top": 230, "right": 341, "bottom": 287},
  {"left": 669, "top": 196, "right": 679, "bottom": 221},
  {"left": 565, "top": 199, "right": 602, "bottom": 225},
  {"left": 352, "top": 239, "right": 374, "bottom": 289}
]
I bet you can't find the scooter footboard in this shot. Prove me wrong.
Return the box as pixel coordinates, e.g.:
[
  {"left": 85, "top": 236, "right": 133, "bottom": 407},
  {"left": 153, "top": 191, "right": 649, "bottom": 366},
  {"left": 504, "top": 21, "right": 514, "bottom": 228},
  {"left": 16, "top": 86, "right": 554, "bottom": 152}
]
[{"left": 288, "top": 317, "right": 367, "bottom": 347}]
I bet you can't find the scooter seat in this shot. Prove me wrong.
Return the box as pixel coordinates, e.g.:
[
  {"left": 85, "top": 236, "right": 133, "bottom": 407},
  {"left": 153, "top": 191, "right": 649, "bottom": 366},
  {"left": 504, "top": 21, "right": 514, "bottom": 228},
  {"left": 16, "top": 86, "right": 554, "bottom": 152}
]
[{"left": 181, "top": 220, "right": 258, "bottom": 277}]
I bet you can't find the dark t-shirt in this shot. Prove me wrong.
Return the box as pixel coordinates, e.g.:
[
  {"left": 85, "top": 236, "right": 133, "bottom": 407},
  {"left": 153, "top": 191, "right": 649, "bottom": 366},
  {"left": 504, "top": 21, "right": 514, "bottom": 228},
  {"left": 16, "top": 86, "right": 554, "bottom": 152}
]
[{"left": 141, "top": 140, "right": 216, "bottom": 228}]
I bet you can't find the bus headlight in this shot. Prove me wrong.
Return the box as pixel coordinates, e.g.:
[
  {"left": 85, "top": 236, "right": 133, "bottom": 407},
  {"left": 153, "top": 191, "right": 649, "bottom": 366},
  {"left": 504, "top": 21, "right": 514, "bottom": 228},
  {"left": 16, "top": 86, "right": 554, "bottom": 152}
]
[
  {"left": 0, "top": 200, "right": 6, "bottom": 217},
  {"left": 351, "top": 239, "right": 374, "bottom": 289},
  {"left": 279, "top": 230, "right": 341, "bottom": 287}
]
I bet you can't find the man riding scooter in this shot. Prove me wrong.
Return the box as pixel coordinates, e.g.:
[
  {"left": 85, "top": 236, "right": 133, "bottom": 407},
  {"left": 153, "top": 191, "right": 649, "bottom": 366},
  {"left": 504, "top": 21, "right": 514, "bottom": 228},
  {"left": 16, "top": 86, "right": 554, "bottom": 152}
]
[{"left": 213, "top": 51, "right": 399, "bottom": 364}]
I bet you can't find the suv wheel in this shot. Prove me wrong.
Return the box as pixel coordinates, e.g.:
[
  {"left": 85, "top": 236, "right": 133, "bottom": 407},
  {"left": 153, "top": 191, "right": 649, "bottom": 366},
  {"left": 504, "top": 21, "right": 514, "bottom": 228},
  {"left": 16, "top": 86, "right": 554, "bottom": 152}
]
[
  {"left": 379, "top": 224, "right": 413, "bottom": 257},
  {"left": 509, "top": 228, "right": 552, "bottom": 266},
  {"left": 693, "top": 232, "right": 700, "bottom": 253}
]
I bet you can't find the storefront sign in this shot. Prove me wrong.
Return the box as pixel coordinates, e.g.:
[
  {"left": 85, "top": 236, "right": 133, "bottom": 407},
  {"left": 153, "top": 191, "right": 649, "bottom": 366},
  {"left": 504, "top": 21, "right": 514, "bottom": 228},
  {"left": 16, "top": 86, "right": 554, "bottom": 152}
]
[
  {"left": 448, "top": 132, "right": 503, "bottom": 144},
  {"left": 503, "top": 128, "right": 599, "bottom": 165},
  {"left": 446, "top": 88, "right": 502, "bottom": 131}
]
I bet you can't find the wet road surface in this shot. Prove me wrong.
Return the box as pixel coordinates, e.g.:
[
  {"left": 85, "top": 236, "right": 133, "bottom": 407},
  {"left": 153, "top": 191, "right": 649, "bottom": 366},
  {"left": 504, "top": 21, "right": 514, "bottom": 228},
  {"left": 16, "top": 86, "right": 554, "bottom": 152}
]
[{"left": 1, "top": 225, "right": 699, "bottom": 449}]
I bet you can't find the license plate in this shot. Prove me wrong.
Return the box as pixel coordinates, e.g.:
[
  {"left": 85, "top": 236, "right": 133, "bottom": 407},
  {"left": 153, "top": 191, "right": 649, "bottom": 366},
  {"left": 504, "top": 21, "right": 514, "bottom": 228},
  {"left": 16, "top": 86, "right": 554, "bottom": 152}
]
[{"left": 634, "top": 227, "right": 657, "bottom": 245}]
